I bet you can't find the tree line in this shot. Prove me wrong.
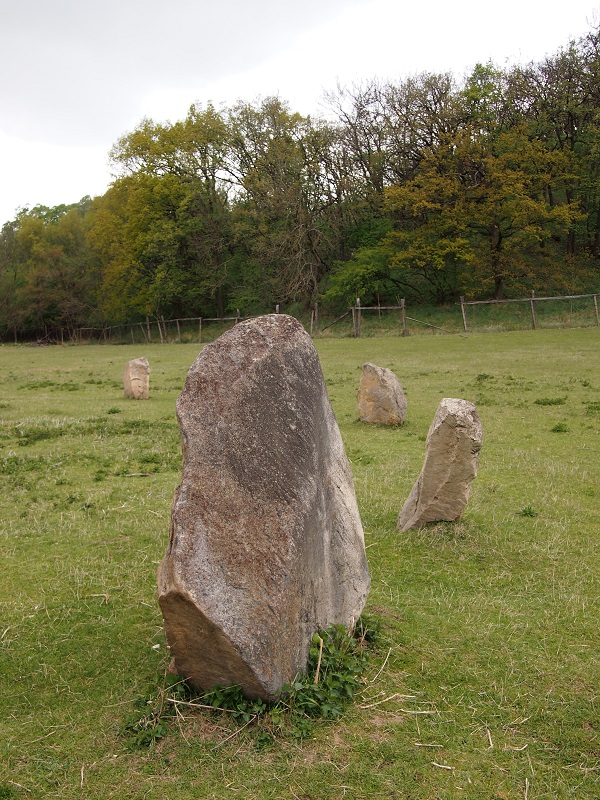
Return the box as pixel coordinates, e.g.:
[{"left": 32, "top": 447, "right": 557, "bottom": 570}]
[{"left": 1, "top": 24, "right": 599, "bottom": 340}]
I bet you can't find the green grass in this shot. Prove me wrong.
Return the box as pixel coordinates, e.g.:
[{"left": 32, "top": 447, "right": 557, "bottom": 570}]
[{"left": 1, "top": 330, "right": 599, "bottom": 799}]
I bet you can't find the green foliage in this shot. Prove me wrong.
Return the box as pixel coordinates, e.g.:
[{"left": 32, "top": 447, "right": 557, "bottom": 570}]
[
  {"left": 122, "top": 618, "right": 379, "bottom": 749},
  {"left": 324, "top": 241, "right": 402, "bottom": 306},
  {"left": 284, "top": 624, "right": 369, "bottom": 722},
  {"left": 382, "top": 124, "right": 579, "bottom": 301}
]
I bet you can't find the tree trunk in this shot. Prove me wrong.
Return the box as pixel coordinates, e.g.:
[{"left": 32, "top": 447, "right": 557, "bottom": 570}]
[
  {"left": 490, "top": 225, "right": 505, "bottom": 299},
  {"left": 566, "top": 188, "right": 576, "bottom": 257}
]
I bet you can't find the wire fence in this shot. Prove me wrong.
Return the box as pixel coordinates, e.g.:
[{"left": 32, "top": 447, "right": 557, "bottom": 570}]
[
  {"left": 4, "top": 291, "right": 600, "bottom": 345},
  {"left": 64, "top": 304, "right": 320, "bottom": 346},
  {"left": 459, "top": 292, "right": 600, "bottom": 332}
]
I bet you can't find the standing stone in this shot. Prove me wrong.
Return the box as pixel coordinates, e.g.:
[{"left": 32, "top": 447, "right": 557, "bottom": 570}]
[
  {"left": 158, "top": 314, "right": 370, "bottom": 700},
  {"left": 397, "top": 398, "right": 482, "bottom": 531},
  {"left": 124, "top": 357, "right": 150, "bottom": 399},
  {"left": 358, "top": 362, "right": 407, "bottom": 425}
]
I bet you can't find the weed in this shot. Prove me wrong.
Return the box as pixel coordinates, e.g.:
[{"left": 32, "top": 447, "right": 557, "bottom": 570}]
[
  {"left": 18, "top": 379, "right": 58, "bottom": 390},
  {"left": 284, "top": 624, "right": 370, "bottom": 723},
  {"left": 551, "top": 422, "right": 569, "bottom": 432},
  {"left": 0, "top": 454, "right": 47, "bottom": 475},
  {"left": 139, "top": 453, "right": 161, "bottom": 465},
  {"left": 106, "top": 406, "right": 122, "bottom": 414},
  {"left": 534, "top": 396, "right": 566, "bottom": 405},
  {"left": 122, "top": 618, "right": 379, "bottom": 749},
  {"left": 122, "top": 674, "right": 186, "bottom": 749},
  {"left": 18, "top": 380, "right": 80, "bottom": 391},
  {"left": 347, "top": 447, "right": 375, "bottom": 465},
  {"left": 518, "top": 504, "right": 539, "bottom": 517}
]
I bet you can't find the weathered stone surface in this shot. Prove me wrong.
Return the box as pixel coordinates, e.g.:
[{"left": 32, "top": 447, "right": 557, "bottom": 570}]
[
  {"left": 357, "top": 362, "right": 407, "bottom": 425},
  {"left": 158, "top": 314, "right": 370, "bottom": 700},
  {"left": 124, "top": 357, "right": 150, "bottom": 399},
  {"left": 397, "top": 398, "right": 482, "bottom": 531}
]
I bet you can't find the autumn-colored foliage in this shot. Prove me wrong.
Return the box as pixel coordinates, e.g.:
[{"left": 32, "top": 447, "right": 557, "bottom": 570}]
[{"left": 1, "top": 27, "right": 599, "bottom": 339}]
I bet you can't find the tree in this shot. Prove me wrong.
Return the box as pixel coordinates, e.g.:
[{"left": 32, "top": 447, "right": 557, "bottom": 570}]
[
  {"left": 326, "top": 73, "right": 460, "bottom": 194},
  {"left": 323, "top": 73, "right": 466, "bottom": 304},
  {"left": 384, "top": 125, "right": 578, "bottom": 299},
  {"left": 226, "top": 97, "right": 354, "bottom": 308},
  {"left": 97, "top": 105, "right": 236, "bottom": 319},
  {"left": 506, "top": 30, "right": 600, "bottom": 259},
  {"left": 14, "top": 206, "right": 99, "bottom": 336},
  {"left": 0, "top": 219, "right": 28, "bottom": 337}
]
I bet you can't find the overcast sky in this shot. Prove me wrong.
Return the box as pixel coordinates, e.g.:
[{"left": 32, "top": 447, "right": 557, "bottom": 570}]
[{"left": 1, "top": 0, "right": 598, "bottom": 226}]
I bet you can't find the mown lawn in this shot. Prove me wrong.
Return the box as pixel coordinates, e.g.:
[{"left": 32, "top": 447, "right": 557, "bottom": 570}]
[{"left": 1, "top": 328, "right": 599, "bottom": 799}]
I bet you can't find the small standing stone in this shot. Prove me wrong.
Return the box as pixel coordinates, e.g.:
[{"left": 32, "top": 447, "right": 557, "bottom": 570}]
[
  {"left": 158, "top": 314, "right": 370, "bottom": 700},
  {"left": 124, "top": 357, "right": 150, "bottom": 399},
  {"left": 397, "top": 398, "right": 482, "bottom": 531},
  {"left": 358, "top": 362, "right": 407, "bottom": 425}
]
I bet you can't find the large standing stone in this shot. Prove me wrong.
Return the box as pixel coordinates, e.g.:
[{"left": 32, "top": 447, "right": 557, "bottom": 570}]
[
  {"left": 357, "top": 362, "right": 407, "bottom": 425},
  {"left": 158, "top": 314, "right": 370, "bottom": 700},
  {"left": 124, "top": 357, "right": 150, "bottom": 399},
  {"left": 397, "top": 398, "right": 482, "bottom": 531}
]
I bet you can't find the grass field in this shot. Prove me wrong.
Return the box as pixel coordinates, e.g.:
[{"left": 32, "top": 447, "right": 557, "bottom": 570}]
[{"left": 1, "top": 328, "right": 599, "bottom": 799}]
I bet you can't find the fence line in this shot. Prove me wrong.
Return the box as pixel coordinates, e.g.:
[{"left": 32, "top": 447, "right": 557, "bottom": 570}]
[
  {"left": 63, "top": 311, "right": 250, "bottom": 345},
  {"left": 459, "top": 291, "right": 600, "bottom": 332},
  {"left": 6, "top": 290, "right": 600, "bottom": 344},
  {"left": 344, "top": 298, "right": 453, "bottom": 337}
]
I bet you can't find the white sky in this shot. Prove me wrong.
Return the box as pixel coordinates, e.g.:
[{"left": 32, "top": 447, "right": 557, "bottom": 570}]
[{"left": 1, "top": 0, "right": 598, "bottom": 226}]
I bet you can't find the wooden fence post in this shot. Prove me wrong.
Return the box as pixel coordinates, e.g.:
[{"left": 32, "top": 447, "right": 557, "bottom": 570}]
[
  {"left": 198, "top": 317, "right": 202, "bottom": 343},
  {"left": 460, "top": 296, "right": 468, "bottom": 332},
  {"left": 176, "top": 318, "right": 181, "bottom": 342},
  {"left": 275, "top": 304, "right": 280, "bottom": 314},
  {"left": 236, "top": 309, "right": 241, "bottom": 324},
  {"left": 356, "top": 298, "right": 361, "bottom": 338},
  {"left": 594, "top": 295, "right": 599, "bottom": 326},
  {"left": 530, "top": 291, "right": 537, "bottom": 329},
  {"left": 146, "top": 315, "right": 152, "bottom": 342},
  {"left": 400, "top": 299, "right": 408, "bottom": 336},
  {"left": 313, "top": 302, "right": 319, "bottom": 333}
]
